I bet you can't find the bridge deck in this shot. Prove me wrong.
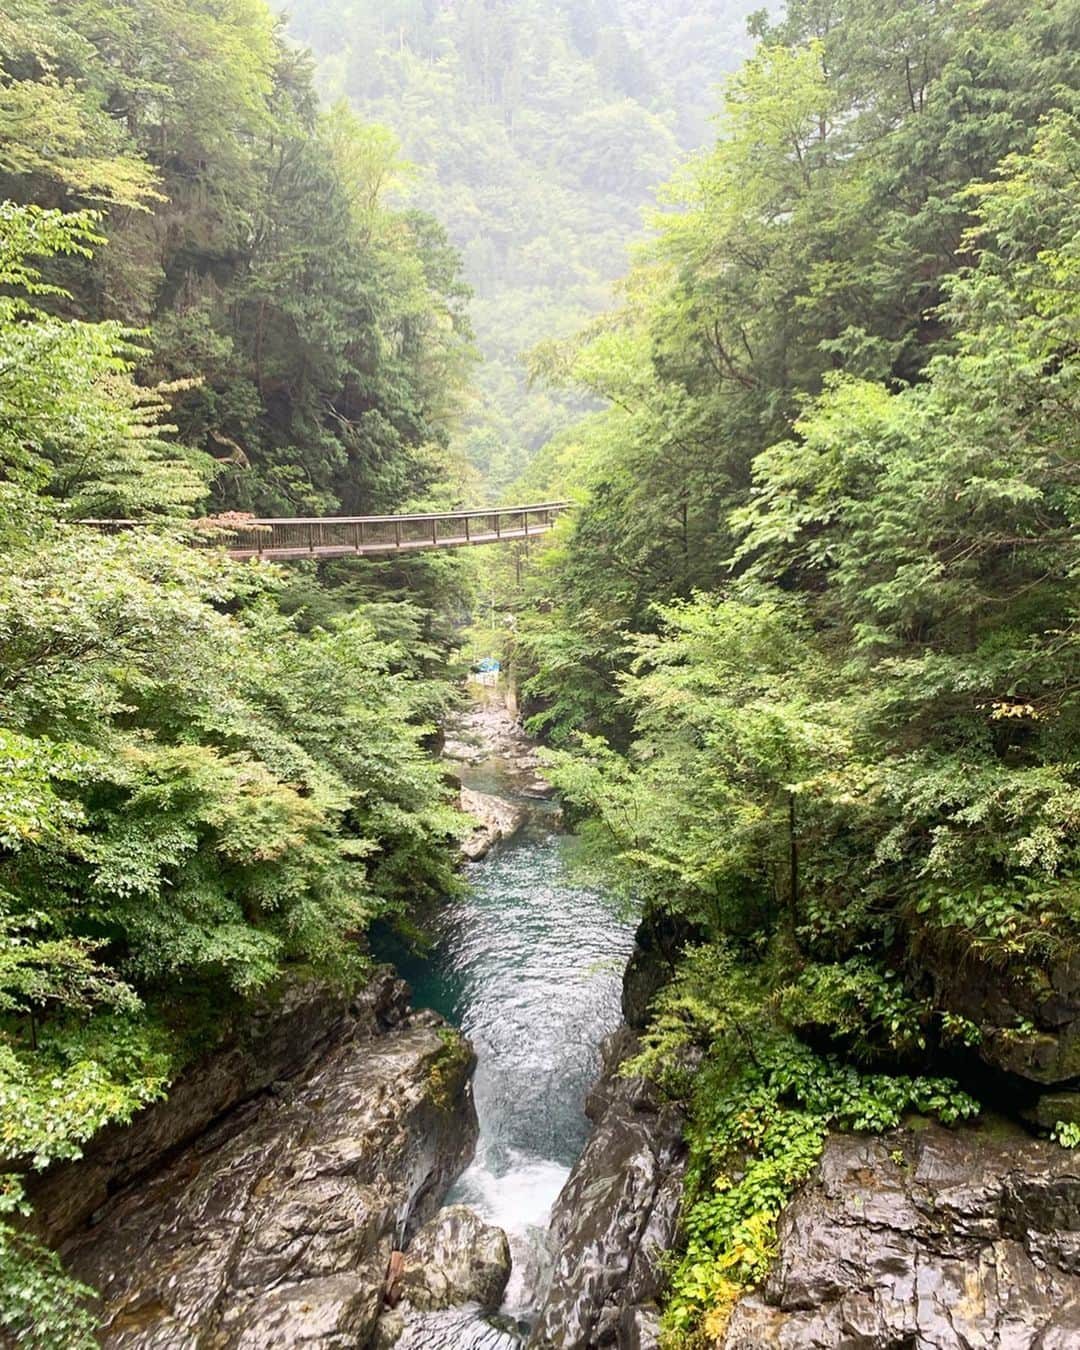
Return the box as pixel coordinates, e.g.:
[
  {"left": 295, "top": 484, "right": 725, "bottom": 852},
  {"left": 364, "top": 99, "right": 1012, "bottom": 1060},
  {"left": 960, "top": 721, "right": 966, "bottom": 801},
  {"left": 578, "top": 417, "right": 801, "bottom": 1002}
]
[
  {"left": 229, "top": 523, "right": 547, "bottom": 561},
  {"left": 89, "top": 502, "right": 571, "bottom": 561}
]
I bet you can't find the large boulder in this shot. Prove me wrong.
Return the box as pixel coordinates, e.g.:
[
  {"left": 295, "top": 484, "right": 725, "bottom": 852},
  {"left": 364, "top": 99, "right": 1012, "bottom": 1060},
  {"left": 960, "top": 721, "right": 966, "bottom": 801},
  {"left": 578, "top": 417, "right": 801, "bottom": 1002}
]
[
  {"left": 60, "top": 1012, "right": 479, "bottom": 1349},
  {"left": 376, "top": 1206, "right": 514, "bottom": 1349},
  {"left": 460, "top": 786, "right": 527, "bottom": 861},
  {"left": 529, "top": 1029, "right": 686, "bottom": 1349},
  {"left": 396, "top": 1205, "right": 512, "bottom": 1311},
  {"left": 380, "top": 1306, "right": 524, "bottom": 1350},
  {"left": 723, "top": 1121, "right": 1080, "bottom": 1349},
  {"left": 918, "top": 937, "right": 1080, "bottom": 1090}
]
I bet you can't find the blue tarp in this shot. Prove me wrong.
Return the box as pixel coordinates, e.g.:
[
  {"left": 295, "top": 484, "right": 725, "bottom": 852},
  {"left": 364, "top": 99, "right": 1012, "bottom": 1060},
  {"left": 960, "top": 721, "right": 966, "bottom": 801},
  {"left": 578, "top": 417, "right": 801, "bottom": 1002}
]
[{"left": 476, "top": 657, "right": 501, "bottom": 673}]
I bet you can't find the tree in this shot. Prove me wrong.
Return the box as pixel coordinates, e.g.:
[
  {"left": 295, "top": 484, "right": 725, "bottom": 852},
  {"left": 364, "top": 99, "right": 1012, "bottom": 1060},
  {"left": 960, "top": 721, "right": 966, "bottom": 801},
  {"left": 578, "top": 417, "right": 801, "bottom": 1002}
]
[
  {"left": 0, "top": 93, "right": 467, "bottom": 1332},
  {"left": 517, "top": 8, "right": 1080, "bottom": 1336}
]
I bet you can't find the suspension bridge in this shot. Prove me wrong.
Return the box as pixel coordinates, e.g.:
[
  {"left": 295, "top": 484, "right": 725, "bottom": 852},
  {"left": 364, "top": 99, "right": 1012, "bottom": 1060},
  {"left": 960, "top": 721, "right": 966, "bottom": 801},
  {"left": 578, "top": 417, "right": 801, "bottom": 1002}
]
[{"left": 90, "top": 502, "right": 571, "bottom": 562}]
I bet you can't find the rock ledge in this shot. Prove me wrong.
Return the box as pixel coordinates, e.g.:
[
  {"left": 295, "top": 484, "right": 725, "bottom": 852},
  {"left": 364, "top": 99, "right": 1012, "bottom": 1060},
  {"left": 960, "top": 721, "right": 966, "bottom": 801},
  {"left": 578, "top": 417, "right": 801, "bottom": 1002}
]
[
  {"left": 723, "top": 1121, "right": 1080, "bottom": 1349},
  {"left": 59, "top": 1008, "right": 479, "bottom": 1348}
]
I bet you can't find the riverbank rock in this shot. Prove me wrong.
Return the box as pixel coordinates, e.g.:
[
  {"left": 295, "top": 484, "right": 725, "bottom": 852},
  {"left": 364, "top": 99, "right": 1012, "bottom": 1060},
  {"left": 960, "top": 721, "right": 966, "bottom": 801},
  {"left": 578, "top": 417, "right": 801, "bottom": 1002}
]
[
  {"left": 25, "top": 967, "right": 409, "bottom": 1246},
  {"left": 376, "top": 1206, "right": 512, "bottom": 1346},
  {"left": 397, "top": 1204, "right": 512, "bottom": 1311},
  {"left": 461, "top": 785, "right": 526, "bottom": 860},
  {"left": 381, "top": 1305, "right": 524, "bottom": 1350},
  {"left": 529, "top": 1028, "right": 686, "bottom": 1350},
  {"left": 722, "top": 1121, "right": 1080, "bottom": 1349},
  {"left": 446, "top": 698, "right": 554, "bottom": 798},
  {"left": 59, "top": 1013, "right": 479, "bottom": 1348},
  {"left": 621, "top": 910, "right": 703, "bottom": 1030}
]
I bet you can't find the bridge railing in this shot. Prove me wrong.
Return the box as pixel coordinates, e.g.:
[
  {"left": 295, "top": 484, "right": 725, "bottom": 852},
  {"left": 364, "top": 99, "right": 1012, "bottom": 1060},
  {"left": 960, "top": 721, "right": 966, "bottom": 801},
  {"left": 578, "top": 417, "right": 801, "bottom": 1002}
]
[
  {"left": 219, "top": 502, "right": 570, "bottom": 559},
  {"left": 85, "top": 502, "right": 572, "bottom": 560}
]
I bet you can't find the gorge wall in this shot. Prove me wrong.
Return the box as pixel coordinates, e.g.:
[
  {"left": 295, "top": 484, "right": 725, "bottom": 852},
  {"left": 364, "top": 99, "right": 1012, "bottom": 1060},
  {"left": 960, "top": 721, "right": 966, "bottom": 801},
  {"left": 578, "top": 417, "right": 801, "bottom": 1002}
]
[{"left": 29, "top": 974, "right": 480, "bottom": 1348}]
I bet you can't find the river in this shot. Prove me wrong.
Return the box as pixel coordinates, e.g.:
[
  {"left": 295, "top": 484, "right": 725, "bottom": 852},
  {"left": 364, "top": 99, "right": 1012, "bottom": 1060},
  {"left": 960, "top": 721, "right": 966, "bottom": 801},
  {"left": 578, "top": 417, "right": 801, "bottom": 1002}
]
[{"left": 376, "top": 699, "right": 635, "bottom": 1343}]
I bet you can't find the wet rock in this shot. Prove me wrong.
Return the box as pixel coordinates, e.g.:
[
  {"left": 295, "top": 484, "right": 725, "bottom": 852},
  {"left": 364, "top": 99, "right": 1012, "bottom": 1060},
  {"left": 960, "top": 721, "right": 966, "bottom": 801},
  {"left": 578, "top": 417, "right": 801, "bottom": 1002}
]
[
  {"left": 585, "top": 1026, "right": 639, "bottom": 1120},
  {"left": 25, "top": 968, "right": 409, "bottom": 1246},
  {"left": 722, "top": 1121, "right": 1080, "bottom": 1349},
  {"left": 60, "top": 1018, "right": 479, "bottom": 1349},
  {"left": 620, "top": 945, "right": 667, "bottom": 1032},
  {"left": 616, "top": 1305, "right": 661, "bottom": 1350},
  {"left": 529, "top": 1032, "right": 686, "bottom": 1349},
  {"left": 383, "top": 1305, "right": 525, "bottom": 1350},
  {"left": 919, "top": 937, "right": 1080, "bottom": 1088},
  {"left": 460, "top": 787, "right": 526, "bottom": 861},
  {"left": 1031, "top": 1090, "right": 1080, "bottom": 1131},
  {"left": 444, "top": 735, "right": 488, "bottom": 766},
  {"left": 621, "top": 911, "right": 700, "bottom": 1030},
  {"left": 397, "top": 1205, "right": 512, "bottom": 1311}
]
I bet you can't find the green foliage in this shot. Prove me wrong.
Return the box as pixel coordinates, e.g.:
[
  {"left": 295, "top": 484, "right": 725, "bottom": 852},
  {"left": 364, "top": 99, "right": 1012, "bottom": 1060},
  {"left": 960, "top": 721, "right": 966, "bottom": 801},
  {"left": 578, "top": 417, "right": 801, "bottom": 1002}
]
[
  {"left": 0, "top": 78, "right": 469, "bottom": 1332},
  {"left": 1053, "top": 1120, "right": 1080, "bottom": 1149},
  {"left": 631, "top": 944, "right": 978, "bottom": 1340},
  {"left": 0, "top": 0, "right": 475, "bottom": 530},
  {"left": 285, "top": 0, "right": 761, "bottom": 502},
  {"left": 0, "top": 1033, "right": 168, "bottom": 1171},
  {"left": 519, "top": 0, "right": 1080, "bottom": 734},
  {"left": 0, "top": 528, "right": 462, "bottom": 1001},
  {"left": 0, "top": 1175, "right": 97, "bottom": 1350},
  {"left": 543, "top": 590, "right": 854, "bottom": 932},
  {"left": 428, "top": 1026, "right": 474, "bottom": 1112},
  {"left": 0, "top": 911, "right": 138, "bottom": 1026},
  {"left": 529, "top": 9, "right": 1080, "bottom": 981},
  {"left": 776, "top": 958, "right": 932, "bottom": 1059},
  {"left": 516, "top": 7, "right": 1080, "bottom": 1339},
  {"left": 670, "top": 1042, "right": 977, "bottom": 1336},
  {"left": 0, "top": 202, "right": 213, "bottom": 519},
  {"left": 0, "top": 1011, "right": 169, "bottom": 1346}
]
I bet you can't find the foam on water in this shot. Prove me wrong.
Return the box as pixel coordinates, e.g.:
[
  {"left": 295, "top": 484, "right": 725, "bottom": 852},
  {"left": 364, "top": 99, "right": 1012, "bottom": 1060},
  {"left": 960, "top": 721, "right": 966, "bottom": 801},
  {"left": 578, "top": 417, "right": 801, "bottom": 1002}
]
[{"left": 448, "top": 1143, "right": 571, "bottom": 1312}]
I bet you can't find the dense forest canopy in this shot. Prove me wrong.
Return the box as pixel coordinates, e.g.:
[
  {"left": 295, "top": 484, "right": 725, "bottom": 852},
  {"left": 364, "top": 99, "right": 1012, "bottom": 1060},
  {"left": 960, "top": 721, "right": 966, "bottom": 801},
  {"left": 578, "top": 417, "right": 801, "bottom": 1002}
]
[
  {"left": 507, "top": 0, "right": 1080, "bottom": 1333},
  {"left": 282, "top": 0, "right": 762, "bottom": 496},
  {"left": 0, "top": 0, "right": 475, "bottom": 520},
  {"left": 0, "top": 2, "right": 475, "bottom": 1341}
]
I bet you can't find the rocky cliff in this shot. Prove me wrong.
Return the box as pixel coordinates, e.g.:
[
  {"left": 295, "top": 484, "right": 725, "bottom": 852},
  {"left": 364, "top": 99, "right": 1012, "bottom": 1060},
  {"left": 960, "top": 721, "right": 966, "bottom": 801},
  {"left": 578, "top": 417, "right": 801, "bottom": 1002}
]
[
  {"left": 528, "top": 917, "right": 689, "bottom": 1350},
  {"left": 530, "top": 914, "right": 1080, "bottom": 1350},
  {"left": 723, "top": 1122, "right": 1080, "bottom": 1348},
  {"left": 33, "top": 973, "right": 481, "bottom": 1349},
  {"left": 27, "top": 972, "right": 405, "bottom": 1247},
  {"left": 529, "top": 1027, "right": 686, "bottom": 1350}
]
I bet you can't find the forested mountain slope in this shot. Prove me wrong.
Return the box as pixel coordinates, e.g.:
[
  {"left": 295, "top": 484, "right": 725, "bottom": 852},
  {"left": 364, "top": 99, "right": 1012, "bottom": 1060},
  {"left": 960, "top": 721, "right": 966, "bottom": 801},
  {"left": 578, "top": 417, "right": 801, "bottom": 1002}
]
[
  {"left": 0, "top": 0, "right": 473, "bottom": 520},
  {"left": 4, "top": 1, "right": 1080, "bottom": 1345},
  {"left": 283, "top": 0, "right": 761, "bottom": 496},
  {"left": 0, "top": 4, "right": 472, "bottom": 1340},
  {"left": 510, "top": 0, "right": 1080, "bottom": 1336}
]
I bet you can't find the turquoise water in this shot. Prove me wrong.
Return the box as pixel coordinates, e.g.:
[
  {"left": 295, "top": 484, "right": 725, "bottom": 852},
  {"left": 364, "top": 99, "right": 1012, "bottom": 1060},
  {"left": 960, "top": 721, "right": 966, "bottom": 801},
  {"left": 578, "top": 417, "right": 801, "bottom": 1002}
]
[{"left": 378, "top": 769, "right": 634, "bottom": 1324}]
